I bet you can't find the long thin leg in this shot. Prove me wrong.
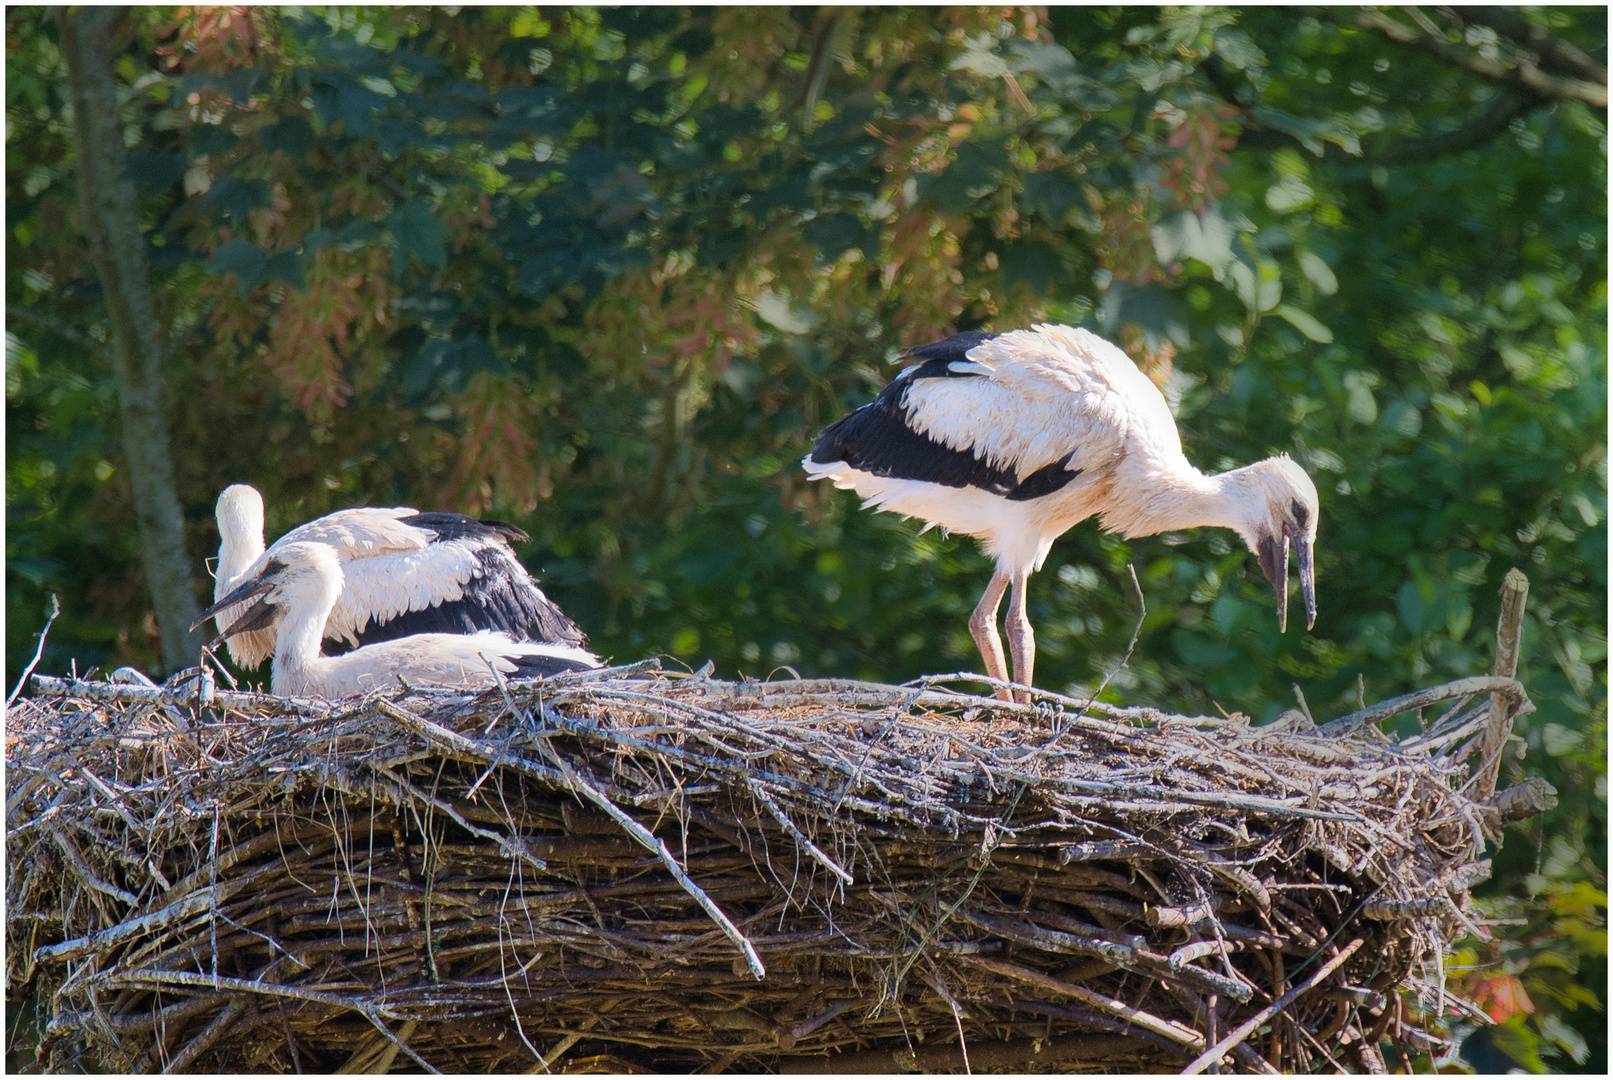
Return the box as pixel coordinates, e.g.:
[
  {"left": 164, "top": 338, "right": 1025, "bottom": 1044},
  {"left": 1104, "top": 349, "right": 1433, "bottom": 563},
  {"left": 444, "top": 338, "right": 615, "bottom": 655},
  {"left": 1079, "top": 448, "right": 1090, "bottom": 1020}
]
[
  {"left": 968, "top": 569, "right": 1012, "bottom": 702},
  {"left": 1006, "top": 568, "right": 1035, "bottom": 704}
]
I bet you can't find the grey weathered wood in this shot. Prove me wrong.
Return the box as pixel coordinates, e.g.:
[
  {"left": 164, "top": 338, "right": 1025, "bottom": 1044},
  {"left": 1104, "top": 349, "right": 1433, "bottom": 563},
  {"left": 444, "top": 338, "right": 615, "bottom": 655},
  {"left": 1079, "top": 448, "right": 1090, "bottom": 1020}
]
[
  {"left": 61, "top": 8, "right": 204, "bottom": 671},
  {"left": 1318, "top": 675, "right": 1527, "bottom": 738},
  {"left": 1479, "top": 569, "right": 1530, "bottom": 800},
  {"left": 1490, "top": 776, "right": 1558, "bottom": 823}
]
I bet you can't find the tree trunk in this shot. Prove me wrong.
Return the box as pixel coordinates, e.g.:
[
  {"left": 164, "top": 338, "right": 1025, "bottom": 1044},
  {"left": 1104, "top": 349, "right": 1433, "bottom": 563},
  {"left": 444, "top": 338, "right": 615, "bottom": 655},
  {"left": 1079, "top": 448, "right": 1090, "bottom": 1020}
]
[{"left": 62, "top": 7, "right": 204, "bottom": 672}]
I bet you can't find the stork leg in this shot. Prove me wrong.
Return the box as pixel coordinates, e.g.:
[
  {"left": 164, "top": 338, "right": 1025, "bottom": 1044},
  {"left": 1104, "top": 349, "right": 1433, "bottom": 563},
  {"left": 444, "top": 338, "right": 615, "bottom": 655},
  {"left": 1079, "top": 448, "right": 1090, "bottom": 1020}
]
[
  {"left": 1006, "top": 568, "right": 1035, "bottom": 705},
  {"left": 968, "top": 569, "right": 1013, "bottom": 702}
]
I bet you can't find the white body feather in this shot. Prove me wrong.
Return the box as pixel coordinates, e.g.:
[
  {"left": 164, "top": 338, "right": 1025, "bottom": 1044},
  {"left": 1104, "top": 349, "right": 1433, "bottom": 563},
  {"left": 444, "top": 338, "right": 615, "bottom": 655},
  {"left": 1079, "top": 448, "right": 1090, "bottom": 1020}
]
[{"left": 252, "top": 543, "right": 600, "bottom": 698}]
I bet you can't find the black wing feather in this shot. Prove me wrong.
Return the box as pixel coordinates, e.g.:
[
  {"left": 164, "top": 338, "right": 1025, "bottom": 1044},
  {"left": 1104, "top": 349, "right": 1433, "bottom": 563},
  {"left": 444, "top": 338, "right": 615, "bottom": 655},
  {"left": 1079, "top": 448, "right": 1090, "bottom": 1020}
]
[
  {"left": 809, "top": 332, "right": 1081, "bottom": 502},
  {"left": 503, "top": 651, "right": 600, "bottom": 679},
  {"left": 395, "top": 512, "right": 531, "bottom": 545},
  {"left": 324, "top": 547, "right": 586, "bottom": 657},
  {"left": 902, "top": 330, "right": 1002, "bottom": 363}
]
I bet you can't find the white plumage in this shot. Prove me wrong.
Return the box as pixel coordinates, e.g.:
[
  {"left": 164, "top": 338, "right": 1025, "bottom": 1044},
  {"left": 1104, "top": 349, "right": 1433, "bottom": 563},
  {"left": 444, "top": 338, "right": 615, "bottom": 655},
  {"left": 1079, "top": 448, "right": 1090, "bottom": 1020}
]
[
  {"left": 212, "top": 484, "right": 585, "bottom": 669},
  {"left": 196, "top": 542, "right": 601, "bottom": 698},
  {"left": 804, "top": 324, "right": 1320, "bottom": 702}
]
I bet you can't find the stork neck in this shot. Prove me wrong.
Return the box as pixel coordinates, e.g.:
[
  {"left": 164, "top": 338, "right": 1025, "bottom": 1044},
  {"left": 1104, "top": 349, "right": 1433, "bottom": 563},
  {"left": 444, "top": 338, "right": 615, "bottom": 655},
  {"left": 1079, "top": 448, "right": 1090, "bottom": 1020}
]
[
  {"left": 1164, "top": 468, "right": 1249, "bottom": 533},
  {"left": 217, "top": 519, "right": 266, "bottom": 598},
  {"left": 271, "top": 570, "right": 341, "bottom": 694},
  {"left": 1104, "top": 461, "right": 1251, "bottom": 539}
]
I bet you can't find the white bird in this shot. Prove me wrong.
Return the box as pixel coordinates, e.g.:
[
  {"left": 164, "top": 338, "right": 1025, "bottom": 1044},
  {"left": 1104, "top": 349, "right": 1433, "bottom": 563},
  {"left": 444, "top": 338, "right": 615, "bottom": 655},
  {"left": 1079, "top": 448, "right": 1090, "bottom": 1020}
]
[
  {"left": 212, "top": 484, "right": 586, "bottom": 670},
  {"left": 195, "top": 542, "right": 601, "bottom": 698},
  {"left": 803, "top": 324, "right": 1319, "bottom": 703}
]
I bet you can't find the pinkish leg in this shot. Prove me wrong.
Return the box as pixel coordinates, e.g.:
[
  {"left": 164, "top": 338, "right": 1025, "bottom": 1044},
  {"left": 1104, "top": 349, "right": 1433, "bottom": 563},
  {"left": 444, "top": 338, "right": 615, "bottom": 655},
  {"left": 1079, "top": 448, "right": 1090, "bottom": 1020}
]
[
  {"left": 1006, "top": 568, "right": 1036, "bottom": 705},
  {"left": 968, "top": 569, "right": 1012, "bottom": 701}
]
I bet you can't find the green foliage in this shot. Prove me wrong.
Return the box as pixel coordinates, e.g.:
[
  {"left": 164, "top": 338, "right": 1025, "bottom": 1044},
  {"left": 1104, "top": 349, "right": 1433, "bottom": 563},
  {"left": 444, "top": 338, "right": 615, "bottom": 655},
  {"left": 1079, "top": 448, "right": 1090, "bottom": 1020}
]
[{"left": 6, "top": 7, "right": 1605, "bottom": 1071}]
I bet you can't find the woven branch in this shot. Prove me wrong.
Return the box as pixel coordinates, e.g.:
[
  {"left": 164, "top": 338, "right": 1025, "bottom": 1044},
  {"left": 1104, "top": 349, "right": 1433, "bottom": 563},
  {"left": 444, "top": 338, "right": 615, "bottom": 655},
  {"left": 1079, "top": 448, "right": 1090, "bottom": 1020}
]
[{"left": 7, "top": 666, "right": 1541, "bottom": 1073}]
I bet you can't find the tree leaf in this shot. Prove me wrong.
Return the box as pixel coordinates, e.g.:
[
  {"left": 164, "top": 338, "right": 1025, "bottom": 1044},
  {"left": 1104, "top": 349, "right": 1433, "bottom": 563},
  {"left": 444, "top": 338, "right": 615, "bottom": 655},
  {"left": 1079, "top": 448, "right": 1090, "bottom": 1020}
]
[
  {"left": 1275, "top": 303, "right": 1334, "bottom": 343},
  {"left": 387, "top": 198, "right": 450, "bottom": 275},
  {"left": 202, "top": 238, "right": 269, "bottom": 297}
]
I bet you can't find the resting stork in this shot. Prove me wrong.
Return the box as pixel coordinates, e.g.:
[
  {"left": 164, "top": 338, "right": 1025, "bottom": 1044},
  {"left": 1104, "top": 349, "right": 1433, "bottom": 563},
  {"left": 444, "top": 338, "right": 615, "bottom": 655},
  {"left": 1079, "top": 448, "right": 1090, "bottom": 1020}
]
[
  {"left": 196, "top": 542, "right": 601, "bottom": 698},
  {"left": 212, "top": 484, "right": 585, "bottom": 669},
  {"left": 803, "top": 324, "right": 1319, "bottom": 703}
]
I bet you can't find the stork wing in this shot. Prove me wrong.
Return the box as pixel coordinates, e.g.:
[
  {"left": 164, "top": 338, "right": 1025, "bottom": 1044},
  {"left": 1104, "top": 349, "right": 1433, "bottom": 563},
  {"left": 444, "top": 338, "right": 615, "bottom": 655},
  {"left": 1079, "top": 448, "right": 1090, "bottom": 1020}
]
[
  {"left": 809, "top": 328, "right": 1137, "bottom": 502},
  {"left": 321, "top": 540, "right": 585, "bottom": 653},
  {"left": 898, "top": 327, "right": 1145, "bottom": 481},
  {"left": 262, "top": 505, "right": 581, "bottom": 653},
  {"left": 271, "top": 507, "right": 428, "bottom": 557}
]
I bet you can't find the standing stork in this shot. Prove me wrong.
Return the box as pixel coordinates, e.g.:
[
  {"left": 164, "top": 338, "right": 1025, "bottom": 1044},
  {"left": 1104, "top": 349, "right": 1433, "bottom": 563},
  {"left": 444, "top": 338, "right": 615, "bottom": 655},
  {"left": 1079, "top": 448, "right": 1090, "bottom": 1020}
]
[
  {"left": 196, "top": 542, "right": 601, "bottom": 698},
  {"left": 212, "top": 484, "right": 586, "bottom": 670},
  {"left": 803, "top": 324, "right": 1320, "bottom": 703}
]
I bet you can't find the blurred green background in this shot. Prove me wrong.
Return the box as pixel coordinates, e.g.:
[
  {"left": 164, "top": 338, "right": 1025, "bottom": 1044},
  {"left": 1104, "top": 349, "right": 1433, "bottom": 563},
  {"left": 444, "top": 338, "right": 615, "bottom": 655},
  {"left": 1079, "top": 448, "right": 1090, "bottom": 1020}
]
[{"left": 6, "top": 6, "right": 1605, "bottom": 1071}]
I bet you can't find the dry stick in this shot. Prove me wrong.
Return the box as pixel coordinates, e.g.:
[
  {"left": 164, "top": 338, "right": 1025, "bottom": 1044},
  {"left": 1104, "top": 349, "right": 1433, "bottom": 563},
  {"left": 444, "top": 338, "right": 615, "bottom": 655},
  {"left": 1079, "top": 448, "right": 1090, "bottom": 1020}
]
[
  {"left": 7, "top": 593, "right": 60, "bottom": 708},
  {"left": 29, "top": 673, "right": 325, "bottom": 715},
  {"left": 748, "top": 780, "right": 854, "bottom": 886},
  {"left": 1179, "top": 936, "right": 1366, "bottom": 1076},
  {"left": 1318, "top": 675, "right": 1527, "bottom": 737},
  {"left": 525, "top": 1017, "right": 600, "bottom": 1074},
  {"left": 36, "top": 873, "right": 257, "bottom": 966},
  {"left": 161, "top": 996, "right": 246, "bottom": 1073},
  {"left": 964, "top": 954, "right": 1203, "bottom": 1049},
  {"left": 528, "top": 718, "right": 766, "bottom": 980},
  {"left": 925, "top": 964, "right": 973, "bottom": 1074},
  {"left": 546, "top": 657, "right": 662, "bottom": 684},
  {"left": 87, "top": 969, "right": 440, "bottom": 1072},
  {"left": 353, "top": 1018, "right": 419, "bottom": 1074},
  {"left": 373, "top": 765, "right": 549, "bottom": 874},
  {"left": 1477, "top": 569, "right": 1529, "bottom": 801},
  {"left": 892, "top": 783, "right": 1027, "bottom": 995},
  {"left": 49, "top": 827, "right": 138, "bottom": 906}
]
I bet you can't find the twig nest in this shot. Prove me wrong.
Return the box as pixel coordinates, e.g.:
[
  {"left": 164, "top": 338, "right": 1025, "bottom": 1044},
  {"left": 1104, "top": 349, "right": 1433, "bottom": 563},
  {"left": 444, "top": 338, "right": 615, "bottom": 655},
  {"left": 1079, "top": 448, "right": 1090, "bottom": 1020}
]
[{"left": 7, "top": 668, "right": 1540, "bottom": 1073}]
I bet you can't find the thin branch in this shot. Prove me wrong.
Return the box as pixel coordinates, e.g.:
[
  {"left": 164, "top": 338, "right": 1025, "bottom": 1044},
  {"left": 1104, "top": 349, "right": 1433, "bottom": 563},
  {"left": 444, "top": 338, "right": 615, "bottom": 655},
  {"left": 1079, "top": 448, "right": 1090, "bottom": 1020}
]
[
  {"left": 7, "top": 594, "right": 60, "bottom": 709},
  {"left": 1477, "top": 568, "right": 1529, "bottom": 799},
  {"left": 1345, "top": 7, "right": 1606, "bottom": 107},
  {"left": 1180, "top": 937, "right": 1367, "bottom": 1075},
  {"left": 748, "top": 780, "right": 855, "bottom": 886},
  {"left": 161, "top": 997, "right": 246, "bottom": 1073},
  {"left": 5, "top": 308, "right": 111, "bottom": 358},
  {"left": 531, "top": 720, "right": 767, "bottom": 980},
  {"left": 1236, "top": 87, "right": 1541, "bottom": 164},
  {"left": 1443, "top": 6, "right": 1607, "bottom": 86},
  {"left": 1319, "top": 675, "right": 1529, "bottom": 737},
  {"left": 1067, "top": 563, "right": 1146, "bottom": 727}
]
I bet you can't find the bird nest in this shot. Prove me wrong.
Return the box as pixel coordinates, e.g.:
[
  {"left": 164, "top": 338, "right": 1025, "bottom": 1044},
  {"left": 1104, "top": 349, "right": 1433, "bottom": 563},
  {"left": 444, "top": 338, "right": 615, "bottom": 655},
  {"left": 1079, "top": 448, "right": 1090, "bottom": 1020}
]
[{"left": 6, "top": 663, "right": 1554, "bottom": 1074}]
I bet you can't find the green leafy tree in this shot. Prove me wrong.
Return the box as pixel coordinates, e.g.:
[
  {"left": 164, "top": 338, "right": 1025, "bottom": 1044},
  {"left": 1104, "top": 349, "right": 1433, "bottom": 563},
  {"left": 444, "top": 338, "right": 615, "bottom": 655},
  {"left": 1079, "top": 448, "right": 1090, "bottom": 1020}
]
[{"left": 7, "top": 6, "right": 1604, "bottom": 1071}]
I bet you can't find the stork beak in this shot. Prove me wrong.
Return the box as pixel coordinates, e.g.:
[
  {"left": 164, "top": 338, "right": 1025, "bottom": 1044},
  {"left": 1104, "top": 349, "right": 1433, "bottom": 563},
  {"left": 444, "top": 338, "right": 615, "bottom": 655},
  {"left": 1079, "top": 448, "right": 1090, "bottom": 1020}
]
[
  {"left": 191, "top": 575, "right": 276, "bottom": 646},
  {"left": 1256, "top": 530, "right": 1291, "bottom": 634},
  {"left": 1295, "top": 529, "right": 1316, "bottom": 631}
]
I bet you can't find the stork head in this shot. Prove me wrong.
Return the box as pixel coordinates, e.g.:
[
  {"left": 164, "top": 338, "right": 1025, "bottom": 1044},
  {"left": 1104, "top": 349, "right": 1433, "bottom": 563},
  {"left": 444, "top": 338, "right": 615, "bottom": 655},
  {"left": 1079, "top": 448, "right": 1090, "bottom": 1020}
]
[
  {"left": 1230, "top": 455, "right": 1319, "bottom": 633},
  {"left": 192, "top": 542, "right": 343, "bottom": 646},
  {"left": 215, "top": 484, "right": 265, "bottom": 551}
]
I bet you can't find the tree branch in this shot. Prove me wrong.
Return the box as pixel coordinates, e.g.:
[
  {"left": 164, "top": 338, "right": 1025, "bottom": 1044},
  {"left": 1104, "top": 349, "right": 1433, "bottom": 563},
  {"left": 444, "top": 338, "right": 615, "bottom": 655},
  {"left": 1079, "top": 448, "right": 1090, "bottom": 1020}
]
[
  {"left": 6, "top": 307, "right": 112, "bottom": 359},
  {"left": 1234, "top": 88, "right": 1542, "bottom": 165},
  {"left": 1442, "top": 6, "right": 1606, "bottom": 87},
  {"left": 1345, "top": 7, "right": 1605, "bottom": 108}
]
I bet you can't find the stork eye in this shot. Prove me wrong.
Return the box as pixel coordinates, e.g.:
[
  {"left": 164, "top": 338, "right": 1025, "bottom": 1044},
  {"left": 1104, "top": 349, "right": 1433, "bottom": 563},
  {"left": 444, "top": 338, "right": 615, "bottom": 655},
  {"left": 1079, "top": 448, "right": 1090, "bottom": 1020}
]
[{"left": 1291, "top": 500, "right": 1308, "bottom": 524}]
